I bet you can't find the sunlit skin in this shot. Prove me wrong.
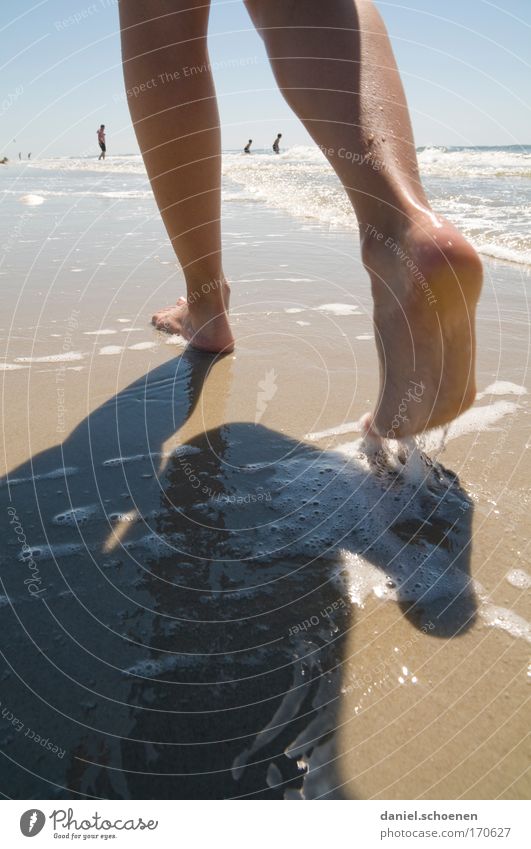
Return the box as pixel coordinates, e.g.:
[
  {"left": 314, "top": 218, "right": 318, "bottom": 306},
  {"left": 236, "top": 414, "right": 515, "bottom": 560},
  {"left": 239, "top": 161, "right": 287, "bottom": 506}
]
[{"left": 120, "top": 0, "right": 482, "bottom": 435}]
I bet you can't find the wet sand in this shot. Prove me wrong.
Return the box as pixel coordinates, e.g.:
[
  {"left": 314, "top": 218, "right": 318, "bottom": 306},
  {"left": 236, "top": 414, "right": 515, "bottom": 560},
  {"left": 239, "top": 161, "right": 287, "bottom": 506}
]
[{"left": 0, "top": 194, "right": 529, "bottom": 799}]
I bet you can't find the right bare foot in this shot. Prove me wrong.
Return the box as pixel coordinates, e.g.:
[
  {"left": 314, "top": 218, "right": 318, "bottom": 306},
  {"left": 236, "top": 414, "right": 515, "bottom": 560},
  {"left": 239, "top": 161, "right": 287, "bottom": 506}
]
[
  {"left": 152, "top": 281, "right": 234, "bottom": 354},
  {"left": 362, "top": 210, "right": 483, "bottom": 438}
]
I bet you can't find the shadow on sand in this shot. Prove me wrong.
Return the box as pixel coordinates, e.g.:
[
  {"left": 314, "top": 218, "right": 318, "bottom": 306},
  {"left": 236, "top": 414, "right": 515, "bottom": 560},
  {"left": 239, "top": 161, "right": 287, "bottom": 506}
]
[{"left": 0, "top": 352, "right": 475, "bottom": 798}]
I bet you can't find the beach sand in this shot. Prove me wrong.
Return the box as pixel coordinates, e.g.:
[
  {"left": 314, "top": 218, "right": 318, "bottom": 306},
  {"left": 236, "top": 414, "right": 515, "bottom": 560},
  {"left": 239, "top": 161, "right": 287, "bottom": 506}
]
[{"left": 0, "top": 184, "right": 529, "bottom": 799}]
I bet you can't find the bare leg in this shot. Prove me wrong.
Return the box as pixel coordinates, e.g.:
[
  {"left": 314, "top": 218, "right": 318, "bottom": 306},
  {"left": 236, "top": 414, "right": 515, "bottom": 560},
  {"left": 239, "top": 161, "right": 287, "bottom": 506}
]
[
  {"left": 119, "top": 0, "right": 234, "bottom": 352},
  {"left": 245, "top": 0, "right": 482, "bottom": 436}
]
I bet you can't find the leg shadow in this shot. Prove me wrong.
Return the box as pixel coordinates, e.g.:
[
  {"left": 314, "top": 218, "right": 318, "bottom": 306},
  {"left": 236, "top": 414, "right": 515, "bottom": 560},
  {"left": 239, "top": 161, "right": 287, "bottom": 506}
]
[{"left": 0, "top": 359, "right": 475, "bottom": 799}]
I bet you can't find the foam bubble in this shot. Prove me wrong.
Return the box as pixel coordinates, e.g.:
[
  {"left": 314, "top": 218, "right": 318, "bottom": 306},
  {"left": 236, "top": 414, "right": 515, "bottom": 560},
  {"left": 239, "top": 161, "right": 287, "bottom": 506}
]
[
  {"left": 306, "top": 417, "right": 366, "bottom": 441},
  {"left": 476, "top": 381, "right": 527, "bottom": 400},
  {"left": 2, "top": 467, "right": 78, "bottom": 487},
  {"left": 129, "top": 341, "right": 157, "bottom": 351},
  {"left": 480, "top": 604, "right": 531, "bottom": 643},
  {"left": 19, "top": 194, "right": 44, "bottom": 206},
  {"left": 53, "top": 505, "right": 100, "bottom": 526},
  {"left": 18, "top": 542, "right": 85, "bottom": 562},
  {"left": 84, "top": 329, "right": 117, "bottom": 336},
  {"left": 14, "top": 352, "right": 84, "bottom": 363},
  {"left": 506, "top": 569, "right": 531, "bottom": 590},
  {"left": 124, "top": 655, "right": 193, "bottom": 678},
  {"left": 99, "top": 345, "right": 124, "bottom": 356},
  {"left": 102, "top": 444, "right": 199, "bottom": 467},
  {"left": 314, "top": 303, "right": 361, "bottom": 316}
]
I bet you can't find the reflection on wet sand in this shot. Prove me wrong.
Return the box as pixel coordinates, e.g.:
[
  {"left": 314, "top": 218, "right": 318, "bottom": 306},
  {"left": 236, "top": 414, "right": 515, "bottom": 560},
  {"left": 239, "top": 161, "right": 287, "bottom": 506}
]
[{"left": 0, "top": 352, "right": 477, "bottom": 799}]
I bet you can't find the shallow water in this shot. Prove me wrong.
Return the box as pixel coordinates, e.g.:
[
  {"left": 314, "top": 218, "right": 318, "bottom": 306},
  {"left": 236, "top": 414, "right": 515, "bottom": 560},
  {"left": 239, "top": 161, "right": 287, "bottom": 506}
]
[
  {"left": 0, "top": 159, "right": 529, "bottom": 798},
  {"left": 2, "top": 144, "right": 531, "bottom": 265},
  {"left": 1, "top": 347, "right": 529, "bottom": 798}
]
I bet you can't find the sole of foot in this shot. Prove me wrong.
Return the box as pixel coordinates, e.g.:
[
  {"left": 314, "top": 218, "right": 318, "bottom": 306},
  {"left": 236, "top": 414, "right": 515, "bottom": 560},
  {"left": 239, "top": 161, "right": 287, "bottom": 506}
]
[
  {"left": 362, "top": 212, "right": 483, "bottom": 439},
  {"left": 151, "top": 281, "right": 235, "bottom": 354}
]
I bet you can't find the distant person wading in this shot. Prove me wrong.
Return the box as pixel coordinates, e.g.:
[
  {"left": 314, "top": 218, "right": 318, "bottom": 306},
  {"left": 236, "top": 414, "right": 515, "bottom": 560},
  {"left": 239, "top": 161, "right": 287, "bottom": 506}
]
[{"left": 97, "top": 124, "right": 106, "bottom": 160}]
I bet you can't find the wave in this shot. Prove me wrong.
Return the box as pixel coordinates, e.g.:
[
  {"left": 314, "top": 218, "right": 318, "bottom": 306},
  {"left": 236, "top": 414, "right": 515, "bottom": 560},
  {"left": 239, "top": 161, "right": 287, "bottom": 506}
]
[
  {"left": 417, "top": 145, "right": 531, "bottom": 178},
  {"left": 2, "top": 187, "right": 152, "bottom": 200},
  {"left": 222, "top": 148, "right": 531, "bottom": 266},
  {"left": 10, "top": 146, "right": 531, "bottom": 267},
  {"left": 28, "top": 145, "right": 531, "bottom": 180},
  {"left": 29, "top": 155, "right": 147, "bottom": 176}
]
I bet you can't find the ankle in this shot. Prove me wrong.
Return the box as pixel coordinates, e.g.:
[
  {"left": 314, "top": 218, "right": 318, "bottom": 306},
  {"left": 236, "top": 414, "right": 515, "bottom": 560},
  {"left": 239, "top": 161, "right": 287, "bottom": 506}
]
[{"left": 185, "top": 276, "right": 229, "bottom": 310}]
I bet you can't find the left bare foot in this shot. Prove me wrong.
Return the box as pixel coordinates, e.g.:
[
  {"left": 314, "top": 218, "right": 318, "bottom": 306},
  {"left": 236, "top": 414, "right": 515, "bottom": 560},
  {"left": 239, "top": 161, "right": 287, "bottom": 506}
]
[
  {"left": 152, "top": 281, "right": 234, "bottom": 353},
  {"left": 362, "top": 211, "right": 483, "bottom": 438}
]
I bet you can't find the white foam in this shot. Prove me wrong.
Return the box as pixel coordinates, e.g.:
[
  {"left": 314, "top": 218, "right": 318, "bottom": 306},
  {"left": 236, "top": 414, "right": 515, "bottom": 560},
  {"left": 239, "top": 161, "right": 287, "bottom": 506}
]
[
  {"left": 476, "top": 381, "right": 527, "bottom": 400},
  {"left": 2, "top": 466, "right": 79, "bottom": 488},
  {"left": 19, "top": 194, "right": 44, "bottom": 205},
  {"left": 0, "top": 363, "right": 27, "bottom": 371},
  {"left": 343, "top": 549, "right": 531, "bottom": 646},
  {"left": 19, "top": 542, "right": 86, "bottom": 562},
  {"left": 165, "top": 335, "right": 186, "bottom": 346},
  {"left": 344, "top": 552, "right": 389, "bottom": 606},
  {"left": 430, "top": 400, "right": 519, "bottom": 447},
  {"left": 124, "top": 655, "right": 194, "bottom": 678},
  {"left": 102, "top": 444, "right": 199, "bottom": 467},
  {"left": 129, "top": 341, "right": 157, "bottom": 351},
  {"left": 307, "top": 400, "right": 519, "bottom": 449},
  {"left": 314, "top": 303, "right": 361, "bottom": 316},
  {"left": 356, "top": 334, "right": 373, "bottom": 340},
  {"left": 479, "top": 604, "right": 531, "bottom": 643},
  {"left": 296, "top": 321, "right": 311, "bottom": 326},
  {"left": 99, "top": 345, "right": 124, "bottom": 356},
  {"left": 274, "top": 277, "right": 313, "bottom": 283},
  {"left": 285, "top": 308, "right": 304, "bottom": 314},
  {"left": 84, "top": 329, "right": 117, "bottom": 336},
  {"left": 116, "top": 319, "right": 131, "bottom": 323},
  {"left": 506, "top": 569, "right": 531, "bottom": 590},
  {"left": 306, "top": 417, "right": 366, "bottom": 441},
  {"left": 14, "top": 351, "right": 84, "bottom": 363},
  {"left": 108, "top": 509, "right": 140, "bottom": 524},
  {"left": 53, "top": 505, "right": 100, "bottom": 526}
]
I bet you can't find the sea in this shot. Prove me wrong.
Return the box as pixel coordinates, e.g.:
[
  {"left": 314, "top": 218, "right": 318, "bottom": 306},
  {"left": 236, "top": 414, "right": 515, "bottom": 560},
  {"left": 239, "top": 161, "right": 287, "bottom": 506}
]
[{"left": 1, "top": 144, "right": 531, "bottom": 267}]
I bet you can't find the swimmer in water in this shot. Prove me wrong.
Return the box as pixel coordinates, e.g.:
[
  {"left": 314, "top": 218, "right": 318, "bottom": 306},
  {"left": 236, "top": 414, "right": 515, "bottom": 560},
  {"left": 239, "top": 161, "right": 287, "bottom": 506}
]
[
  {"left": 244, "top": 139, "right": 252, "bottom": 153},
  {"left": 119, "top": 0, "right": 482, "bottom": 438},
  {"left": 272, "top": 133, "right": 282, "bottom": 153}
]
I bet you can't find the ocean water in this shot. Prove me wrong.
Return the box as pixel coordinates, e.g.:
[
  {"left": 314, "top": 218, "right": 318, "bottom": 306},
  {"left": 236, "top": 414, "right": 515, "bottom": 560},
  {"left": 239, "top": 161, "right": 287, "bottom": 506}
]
[
  {"left": 1, "top": 145, "right": 530, "bottom": 267},
  {"left": 1, "top": 144, "right": 530, "bottom": 799}
]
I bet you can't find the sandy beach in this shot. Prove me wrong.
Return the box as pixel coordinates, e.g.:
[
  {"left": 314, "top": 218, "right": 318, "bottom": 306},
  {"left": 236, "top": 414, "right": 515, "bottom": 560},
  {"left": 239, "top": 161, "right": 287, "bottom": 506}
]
[{"left": 0, "top": 154, "right": 529, "bottom": 799}]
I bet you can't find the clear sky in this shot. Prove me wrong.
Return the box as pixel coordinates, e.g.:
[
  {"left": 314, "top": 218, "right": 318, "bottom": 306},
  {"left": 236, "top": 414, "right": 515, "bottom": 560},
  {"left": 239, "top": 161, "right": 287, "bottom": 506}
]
[{"left": 1, "top": 0, "right": 530, "bottom": 158}]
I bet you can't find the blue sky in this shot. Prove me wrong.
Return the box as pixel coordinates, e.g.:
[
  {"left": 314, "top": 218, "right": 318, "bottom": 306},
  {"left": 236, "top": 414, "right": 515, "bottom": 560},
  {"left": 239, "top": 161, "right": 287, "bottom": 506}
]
[{"left": 1, "top": 0, "right": 530, "bottom": 157}]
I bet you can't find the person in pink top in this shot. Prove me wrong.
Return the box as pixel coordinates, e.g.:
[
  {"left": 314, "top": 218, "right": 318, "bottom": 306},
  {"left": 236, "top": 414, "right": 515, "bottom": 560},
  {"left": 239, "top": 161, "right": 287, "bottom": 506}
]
[{"left": 97, "top": 124, "right": 106, "bottom": 161}]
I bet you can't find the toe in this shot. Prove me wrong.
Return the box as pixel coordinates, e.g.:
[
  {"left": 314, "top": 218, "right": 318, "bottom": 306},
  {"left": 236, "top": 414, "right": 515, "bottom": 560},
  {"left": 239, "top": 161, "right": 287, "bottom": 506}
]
[{"left": 152, "top": 312, "right": 170, "bottom": 329}]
